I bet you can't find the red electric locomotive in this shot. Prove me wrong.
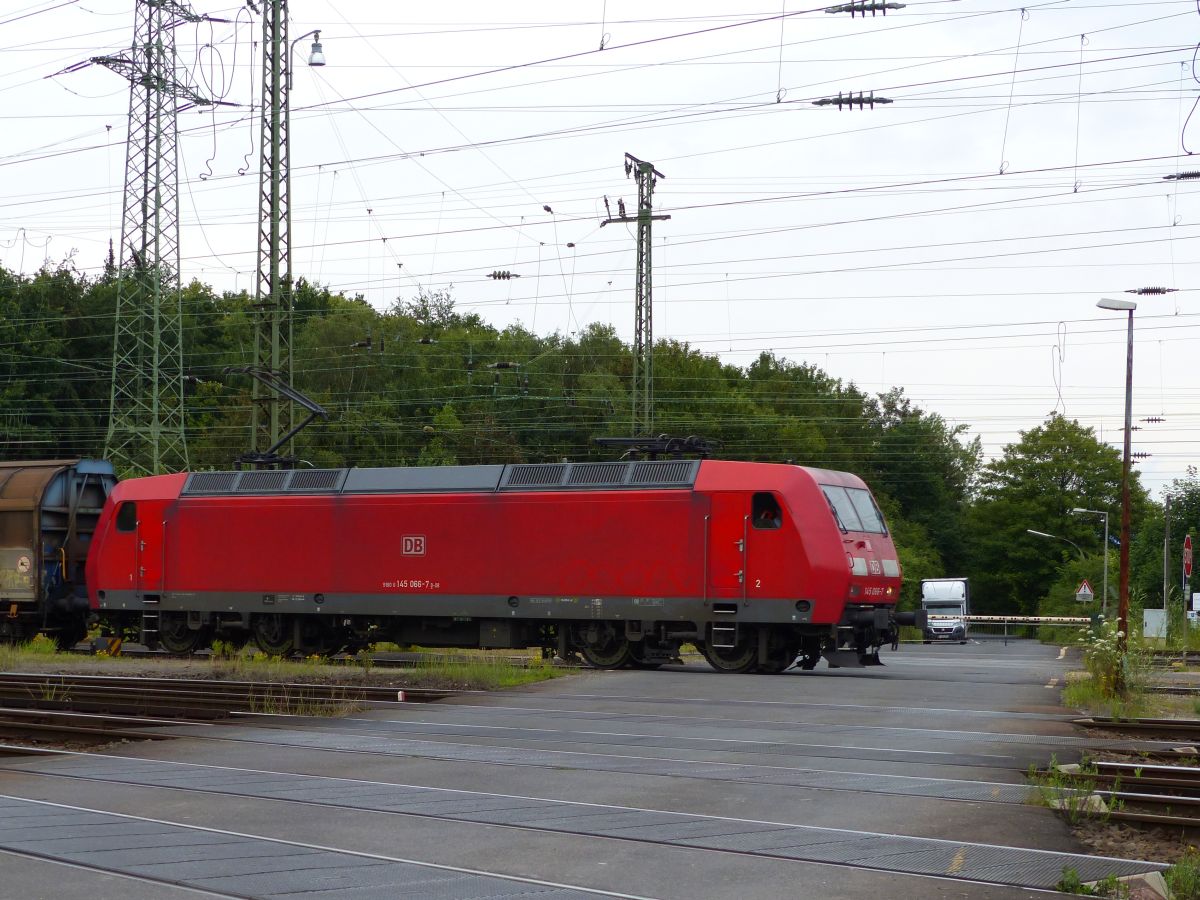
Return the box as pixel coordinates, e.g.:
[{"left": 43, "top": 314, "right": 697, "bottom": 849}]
[{"left": 86, "top": 457, "right": 912, "bottom": 672}]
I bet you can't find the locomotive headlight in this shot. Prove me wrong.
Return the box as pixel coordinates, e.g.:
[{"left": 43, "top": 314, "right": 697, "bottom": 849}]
[{"left": 885, "top": 586, "right": 893, "bottom": 596}]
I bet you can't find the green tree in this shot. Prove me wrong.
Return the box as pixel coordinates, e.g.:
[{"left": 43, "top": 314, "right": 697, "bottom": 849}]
[
  {"left": 963, "top": 414, "right": 1147, "bottom": 615},
  {"left": 865, "top": 388, "right": 980, "bottom": 570},
  {"left": 1129, "top": 468, "right": 1200, "bottom": 619}
]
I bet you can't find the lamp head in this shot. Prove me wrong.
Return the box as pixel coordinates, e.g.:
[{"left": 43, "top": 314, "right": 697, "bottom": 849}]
[
  {"left": 1026, "top": 529, "right": 1052, "bottom": 538},
  {"left": 1097, "top": 297, "right": 1136, "bottom": 311},
  {"left": 308, "top": 32, "right": 326, "bottom": 67}
]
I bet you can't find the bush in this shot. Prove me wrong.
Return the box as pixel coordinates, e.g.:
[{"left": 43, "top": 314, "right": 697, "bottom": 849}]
[{"left": 1078, "top": 618, "right": 1145, "bottom": 699}]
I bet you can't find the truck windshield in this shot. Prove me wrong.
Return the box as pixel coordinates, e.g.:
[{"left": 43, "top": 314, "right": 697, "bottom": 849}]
[{"left": 820, "top": 485, "right": 887, "bottom": 535}]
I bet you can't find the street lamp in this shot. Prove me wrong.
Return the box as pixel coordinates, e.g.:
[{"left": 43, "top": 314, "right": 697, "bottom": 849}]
[
  {"left": 1071, "top": 507, "right": 1110, "bottom": 617},
  {"left": 1097, "top": 296, "right": 1136, "bottom": 657},
  {"left": 288, "top": 30, "right": 326, "bottom": 89},
  {"left": 1026, "top": 529, "right": 1086, "bottom": 561}
]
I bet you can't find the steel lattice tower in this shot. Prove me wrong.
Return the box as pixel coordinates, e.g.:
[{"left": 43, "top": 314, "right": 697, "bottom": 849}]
[
  {"left": 253, "top": 0, "right": 293, "bottom": 455},
  {"left": 99, "top": 0, "right": 207, "bottom": 476},
  {"left": 602, "top": 154, "right": 669, "bottom": 437}
]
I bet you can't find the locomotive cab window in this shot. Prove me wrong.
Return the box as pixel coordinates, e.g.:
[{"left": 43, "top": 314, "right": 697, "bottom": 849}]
[
  {"left": 115, "top": 501, "right": 137, "bottom": 533},
  {"left": 751, "top": 493, "right": 782, "bottom": 529},
  {"left": 846, "top": 487, "right": 887, "bottom": 535},
  {"left": 820, "top": 485, "right": 886, "bottom": 535},
  {"left": 820, "top": 485, "right": 862, "bottom": 532}
]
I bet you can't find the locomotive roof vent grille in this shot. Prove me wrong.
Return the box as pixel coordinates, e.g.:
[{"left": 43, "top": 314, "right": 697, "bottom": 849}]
[
  {"left": 566, "top": 462, "right": 629, "bottom": 486},
  {"left": 183, "top": 472, "right": 238, "bottom": 494},
  {"left": 630, "top": 460, "right": 697, "bottom": 485},
  {"left": 504, "top": 464, "right": 567, "bottom": 488},
  {"left": 288, "top": 469, "right": 345, "bottom": 493},
  {"left": 235, "top": 470, "right": 289, "bottom": 493}
]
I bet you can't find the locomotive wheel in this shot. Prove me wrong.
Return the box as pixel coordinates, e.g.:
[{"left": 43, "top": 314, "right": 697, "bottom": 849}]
[
  {"left": 251, "top": 614, "right": 296, "bottom": 657},
  {"left": 158, "top": 613, "right": 207, "bottom": 654},
  {"left": 580, "top": 634, "right": 632, "bottom": 669},
  {"left": 699, "top": 639, "right": 758, "bottom": 674}
]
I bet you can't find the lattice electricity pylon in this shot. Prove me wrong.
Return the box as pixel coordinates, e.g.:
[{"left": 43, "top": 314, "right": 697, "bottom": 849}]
[
  {"left": 97, "top": 0, "right": 209, "bottom": 477},
  {"left": 253, "top": 0, "right": 293, "bottom": 456},
  {"left": 601, "top": 153, "right": 670, "bottom": 437}
]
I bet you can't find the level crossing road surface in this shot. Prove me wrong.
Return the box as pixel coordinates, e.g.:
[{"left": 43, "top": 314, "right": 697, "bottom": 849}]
[{"left": 0, "top": 642, "right": 1167, "bottom": 899}]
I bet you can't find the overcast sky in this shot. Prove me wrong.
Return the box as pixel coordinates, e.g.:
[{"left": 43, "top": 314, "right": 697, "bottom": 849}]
[{"left": 2, "top": 0, "right": 1197, "bottom": 495}]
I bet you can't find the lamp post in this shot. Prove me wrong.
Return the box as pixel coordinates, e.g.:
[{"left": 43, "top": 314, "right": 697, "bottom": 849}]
[
  {"left": 1097, "top": 296, "right": 1136, "bottom": 659},
  {"left": 1071, "top": 508, "right": 1110, "bottom": 617},
  {"left": 288, "top": 30, "right": 325, "bottom": 89},
  {"left": 1026, "top": 529, "right": 1086, "bottom": 561}
]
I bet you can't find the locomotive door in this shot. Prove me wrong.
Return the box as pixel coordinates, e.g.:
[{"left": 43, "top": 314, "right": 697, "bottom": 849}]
[
  {"left": 135, "top": 507, "right": 163, "bottom": 597},
  {"left": 708, "top": 494, "right": 748, "bottom": 593}
]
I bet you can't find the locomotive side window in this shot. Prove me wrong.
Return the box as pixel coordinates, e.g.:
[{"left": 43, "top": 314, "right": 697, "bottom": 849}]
[
  {"left": 751, "top": 492, "right": 782, "bottom": 529},
  {"left": 115, "top": 501, "right": 137, "bottom": 533},
  {"left": 846, "top": 487, "right": 887, "bottom": 535},
  {"left": 820, "top": 485, "right": 862, "bottom": 532}
]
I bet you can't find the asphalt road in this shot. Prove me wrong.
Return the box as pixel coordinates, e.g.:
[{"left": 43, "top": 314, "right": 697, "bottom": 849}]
[{"left": 0, "top": 641, "right": 1166, "bottom": 899}]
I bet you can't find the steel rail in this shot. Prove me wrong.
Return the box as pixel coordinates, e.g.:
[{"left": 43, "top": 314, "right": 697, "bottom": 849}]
[
  {"left": 0, "top": 672, "right": 456, "bottom": 703},
  {"left": 1075, "top": 716, "right": 1200, "bottom": 739}
]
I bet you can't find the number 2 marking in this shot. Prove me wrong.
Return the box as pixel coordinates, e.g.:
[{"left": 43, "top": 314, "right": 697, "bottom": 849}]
[{"left": 755, "top": 579, "right": 761, "bottom": 588}]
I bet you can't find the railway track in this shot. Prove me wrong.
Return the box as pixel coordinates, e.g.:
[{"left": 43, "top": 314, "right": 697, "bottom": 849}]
[
  {"left": 68, "top": 644, "right": 588, "bottom": 670},
  {"left": 1046, "top": 759, "right": 1200, "bottom": 829},
  {"left": 0, "top": 672, "right": 455, "bottom": 751},
  {"left": 0, "top": 707, "right": 184, "bottom": 748},
  {"left": 1149, "top": 649, "right": 1200, "bottom": 664},
  {"left": 0, "top": 672, "right": 453, "bottom": 719},
  {"left": 1075, "top": 715, "right": 1200, "bottom": 741}
]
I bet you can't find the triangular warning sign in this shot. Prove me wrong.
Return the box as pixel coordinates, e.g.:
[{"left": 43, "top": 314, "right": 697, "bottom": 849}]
[{"left": 1075, "top": 579, "right": 1094, "bottom": 602}]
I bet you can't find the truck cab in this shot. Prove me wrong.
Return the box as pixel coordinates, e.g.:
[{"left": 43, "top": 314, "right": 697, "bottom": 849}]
[{"left": 921, "top": 578, "right": 969, "bottom": 644}]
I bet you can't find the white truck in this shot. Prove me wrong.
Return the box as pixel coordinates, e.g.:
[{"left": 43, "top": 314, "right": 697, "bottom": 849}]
[{"left": 921, "top": 578, "right": 970, "bottom": 644}]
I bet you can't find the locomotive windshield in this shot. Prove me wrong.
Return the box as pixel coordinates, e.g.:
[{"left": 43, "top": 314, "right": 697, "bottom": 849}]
[{"left": 820, "top": 485, "right": 887, "bottom": 535}]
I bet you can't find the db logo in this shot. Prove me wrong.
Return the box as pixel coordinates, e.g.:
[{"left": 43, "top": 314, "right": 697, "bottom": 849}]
[{"left": 402, "top": 535, "right": 426, "bottom": 556}]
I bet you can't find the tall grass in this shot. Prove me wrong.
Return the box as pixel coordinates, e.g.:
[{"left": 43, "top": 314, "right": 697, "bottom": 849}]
[
  {"left": 0, "top": 634, "right": 569, "bottom": 692},
  {"left": 0, "top": 634, "right": 62, "bottom": 670},
  {"left": 408, "top": 652, "right": 565, "bottom": 690},
  {"left": 1058, "top": 619, "right": 1151, "bottom": 718}
]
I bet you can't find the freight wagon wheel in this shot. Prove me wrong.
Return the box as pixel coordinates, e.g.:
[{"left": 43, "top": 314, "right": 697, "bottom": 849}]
[
  {"left": 53, "top": 620, "right": 88, "bottom": 652},
  {"left": 251, "top": 613, "right": 296, "bottom": 657},
  {"left": 580, "top": 636, "right": 632, "bottom": 669},
  {"left": 158, "top": 612, "right": 208, "bottom": 654},
  {"left": 699, "top": 640, "right": 758, "bottom": 674}
]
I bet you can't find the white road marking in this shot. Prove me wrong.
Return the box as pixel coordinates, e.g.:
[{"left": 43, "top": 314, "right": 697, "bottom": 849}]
[{"left": 0, "top": 793, "right": 660, "bottom": 900}]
